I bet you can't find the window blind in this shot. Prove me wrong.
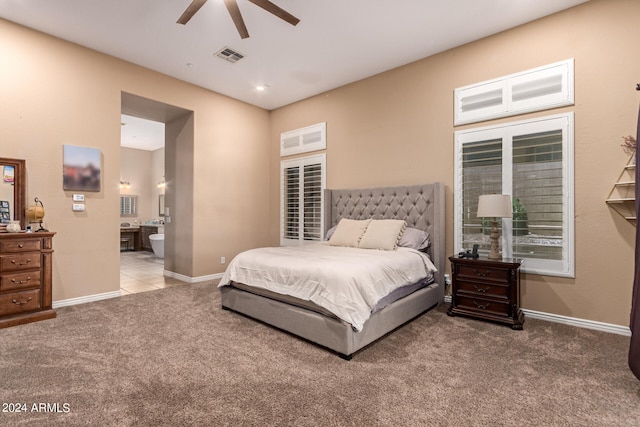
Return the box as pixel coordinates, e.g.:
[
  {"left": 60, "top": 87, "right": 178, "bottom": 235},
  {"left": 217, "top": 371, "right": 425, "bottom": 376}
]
[{"left": 280, "top": 154, "right": 326, "bottom": 245}]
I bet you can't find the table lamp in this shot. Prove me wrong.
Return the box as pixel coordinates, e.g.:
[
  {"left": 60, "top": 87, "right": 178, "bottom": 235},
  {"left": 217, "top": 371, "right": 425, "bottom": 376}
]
[{"left": 477, "top": 194, "right": 512, "bottom": 260}]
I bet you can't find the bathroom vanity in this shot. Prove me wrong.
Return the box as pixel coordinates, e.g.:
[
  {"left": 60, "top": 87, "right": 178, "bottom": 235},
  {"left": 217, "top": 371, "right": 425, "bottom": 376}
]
[
  {"left": 140, "top": 225, "right": 160, "bottom": 251},
  {"left": 0, "top": 232, "right": 56, "bottom": 328}
]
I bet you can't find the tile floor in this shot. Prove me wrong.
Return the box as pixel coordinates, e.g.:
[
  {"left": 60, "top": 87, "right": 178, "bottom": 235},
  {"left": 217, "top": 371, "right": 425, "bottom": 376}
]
[{"left": 120, "top": 250, "right": 189, "bottom": 295}]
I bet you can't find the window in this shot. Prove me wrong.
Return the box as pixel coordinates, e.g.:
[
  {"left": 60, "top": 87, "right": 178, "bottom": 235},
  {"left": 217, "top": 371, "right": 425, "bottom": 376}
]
[
  {"left": 280, "top": 122, "right": 326, "bottom": 157},
  {"left": 454, "top": 113, "right": 574, "bottom": 277},
  {"left": 280, "top": 153, "right": 326, "bottom": 246},
  {"left": 120, "top": 195, "right": 137, "bottom": 217},
  {"left": 454, "top": 59, "right": 574, "bottom": 125}
]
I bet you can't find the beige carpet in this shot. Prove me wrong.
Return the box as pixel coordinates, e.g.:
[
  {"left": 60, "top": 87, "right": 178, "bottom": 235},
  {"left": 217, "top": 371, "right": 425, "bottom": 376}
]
[{"left": 1, "top": 282, "right": 638, "bottom": 426}]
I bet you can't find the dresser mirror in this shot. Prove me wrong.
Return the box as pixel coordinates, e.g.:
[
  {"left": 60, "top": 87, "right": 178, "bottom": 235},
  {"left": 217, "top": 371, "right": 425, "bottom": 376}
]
[{"left": 0, "top": 157, "right": 26, "bottom": 230}]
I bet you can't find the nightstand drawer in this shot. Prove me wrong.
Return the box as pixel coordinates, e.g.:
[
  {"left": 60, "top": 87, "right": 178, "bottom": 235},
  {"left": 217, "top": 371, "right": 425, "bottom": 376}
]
[
  {"left": 456, "top": 295, "right": 510, "bottom": 316},
  {"left": 456, "top": 280, "right": 509, "bottom": 299},
  {"left": 0, "top": 289, "right": 41, "bottom": 316},
  {"left": 0, "top": 271, "right": 42, "bottom": 291},
  {"left": 457, "top": 264, "right": 510, "bottom": 284},
  {"left": 0, "top": 253, "right": 41, "bottom": 272}
]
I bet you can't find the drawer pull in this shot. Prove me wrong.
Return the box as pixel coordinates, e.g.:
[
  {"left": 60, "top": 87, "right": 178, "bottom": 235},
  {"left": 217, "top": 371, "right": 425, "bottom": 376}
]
[
  {"left": 10, "top": 277, "right": 32, "bottom": 285},
  {"left": 18, "top": 244, "right": 24, "bottom": 248},
  {"left": 10, "top": 259, "right": 31, "bottom": 266},
  {"left": 473, "top": 285, "right": 490, "bottom": 293},
  {"left": 473, "top": 300, "right": 490, "bottom": 310},
  {"left": 473, "top": 269, "right": 491, "bottom": 277},
  {"left": 12, "top": 297, "right": 32, "bottom": 306}
]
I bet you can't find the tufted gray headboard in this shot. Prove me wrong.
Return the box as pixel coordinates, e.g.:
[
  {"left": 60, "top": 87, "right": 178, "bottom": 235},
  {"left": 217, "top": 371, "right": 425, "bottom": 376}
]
[{"left": 324, "top": 182, "right": 445, "bottom": 289}]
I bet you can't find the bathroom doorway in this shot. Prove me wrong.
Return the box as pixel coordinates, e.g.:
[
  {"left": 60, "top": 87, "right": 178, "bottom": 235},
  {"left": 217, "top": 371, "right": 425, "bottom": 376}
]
[
  {"left": 119, "top": 114, "right": 166, "bottom": 294},
  {"left": 119, "top": 92, "right": 193, "bottom": 294}
]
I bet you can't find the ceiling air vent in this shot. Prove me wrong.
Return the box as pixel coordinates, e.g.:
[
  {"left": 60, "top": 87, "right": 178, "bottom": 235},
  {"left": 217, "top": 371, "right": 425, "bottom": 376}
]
[{"left": 215, "top": 47, "right": 244, "bottom": 63}]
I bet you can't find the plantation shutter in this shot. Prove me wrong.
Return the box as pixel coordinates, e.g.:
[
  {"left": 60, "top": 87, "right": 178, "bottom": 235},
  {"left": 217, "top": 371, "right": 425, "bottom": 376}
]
[
  {"left": 283, "top": 165, "right": 300, "bottom": 241},
  {"left": 460, "top": 138, "right": 503, "bottom": 253},
  {"left": 303, "top": 163, "right": 323, "bottom": 241},
  {"left": 512, "top": 130, "right": 564, "bottom": 261},
  {"left": 280, "top": 154, "right": 326, "bottom": 245}
]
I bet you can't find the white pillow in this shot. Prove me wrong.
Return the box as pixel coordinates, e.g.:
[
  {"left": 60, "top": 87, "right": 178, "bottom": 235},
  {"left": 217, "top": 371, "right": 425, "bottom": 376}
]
[
  {"left": 328, "top": 219, "right": 372, "bottom": 247},
  {"left": 358, "top": 219, "right": 406, "bottom": 250}
]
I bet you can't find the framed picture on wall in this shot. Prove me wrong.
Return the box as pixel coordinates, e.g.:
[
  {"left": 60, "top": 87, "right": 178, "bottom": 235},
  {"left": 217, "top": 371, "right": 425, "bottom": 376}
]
[
  {"left": 63, "top": 145, "right": 101, "bottom": 192},
  {"left": 3, "top": 166, "right": 14, "bottom": 183}
]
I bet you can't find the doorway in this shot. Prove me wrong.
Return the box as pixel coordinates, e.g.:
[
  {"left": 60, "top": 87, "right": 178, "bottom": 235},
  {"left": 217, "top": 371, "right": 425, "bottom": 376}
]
[{"left": 120, "top": 92, "right": 194, "bottom": 294}]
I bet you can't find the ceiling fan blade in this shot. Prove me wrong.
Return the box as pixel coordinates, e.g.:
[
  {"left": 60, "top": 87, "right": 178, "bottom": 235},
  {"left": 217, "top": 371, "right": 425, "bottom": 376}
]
[
  {"left": 247, "top": 0, "right": 300, "bottom": 26},
  {"left": 224, "top": 0, "right": 250, "bottom": 39},
  {"left": 177, "top": 0, "right": 208, "bottom": 25}
]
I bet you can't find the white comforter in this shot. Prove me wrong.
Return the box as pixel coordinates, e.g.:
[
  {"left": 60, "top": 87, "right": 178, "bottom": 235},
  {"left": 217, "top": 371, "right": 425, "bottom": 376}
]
[{"left": 218, "top": 243, "right": 437, "bottom": 331}]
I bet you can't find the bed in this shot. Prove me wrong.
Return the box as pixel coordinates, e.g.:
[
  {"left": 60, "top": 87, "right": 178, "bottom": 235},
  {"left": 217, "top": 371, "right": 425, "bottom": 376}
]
[{"left": 219, "top": 182, "right": 445, "bottom": 359}]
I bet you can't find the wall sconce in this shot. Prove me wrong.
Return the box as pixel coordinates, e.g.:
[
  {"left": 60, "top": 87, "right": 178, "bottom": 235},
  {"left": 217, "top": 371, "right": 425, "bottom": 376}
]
[
  {"left": 157, "top": 176, "right": 166, "bottom": 189},
  {"left": 119, "top": 180, "right": 131, "bottom": 189}
]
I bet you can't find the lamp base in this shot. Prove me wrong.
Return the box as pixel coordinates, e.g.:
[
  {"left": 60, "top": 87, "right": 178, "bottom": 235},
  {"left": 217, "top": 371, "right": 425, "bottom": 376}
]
[{"left": 488, "top": 219, "right": 502, "bottom": 260}]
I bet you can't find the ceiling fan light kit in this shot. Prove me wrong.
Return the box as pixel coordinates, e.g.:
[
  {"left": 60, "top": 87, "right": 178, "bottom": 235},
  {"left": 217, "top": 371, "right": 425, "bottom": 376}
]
[{"left": 177, "top": 0, "right": 299, "bottom": 39}]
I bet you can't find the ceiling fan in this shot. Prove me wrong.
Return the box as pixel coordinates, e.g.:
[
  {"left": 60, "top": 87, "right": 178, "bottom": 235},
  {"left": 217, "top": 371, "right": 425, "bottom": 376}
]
[{"left": 177, "top": 0, "right": 300, "bottom": 39}]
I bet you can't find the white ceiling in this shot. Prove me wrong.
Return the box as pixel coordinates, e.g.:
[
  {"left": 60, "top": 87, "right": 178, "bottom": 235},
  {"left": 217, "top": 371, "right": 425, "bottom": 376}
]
[
  {"left": 0, "top": 0, "right": 589, "bottom": 149},
  {"left": 121, "top": 114, "right": 165, "bottom": 151}
]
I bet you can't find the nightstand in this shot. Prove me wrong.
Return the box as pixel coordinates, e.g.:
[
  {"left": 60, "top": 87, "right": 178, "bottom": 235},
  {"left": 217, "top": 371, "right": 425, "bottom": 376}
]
[{"left": 447, "top": 256, "right": 524, "bottom": 330}]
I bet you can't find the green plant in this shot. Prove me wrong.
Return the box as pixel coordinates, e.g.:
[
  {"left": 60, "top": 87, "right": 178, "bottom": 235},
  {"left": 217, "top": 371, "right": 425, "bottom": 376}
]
[{"left": 512, "top": 198, "right": 529, "bottom": 236}]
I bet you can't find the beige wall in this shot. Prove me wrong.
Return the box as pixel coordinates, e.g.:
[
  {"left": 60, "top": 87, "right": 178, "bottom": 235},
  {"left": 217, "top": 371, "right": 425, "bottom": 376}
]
[
  {"left": 0, "top": 19, "right": 271, "bottom": 301},
  {"left": 269, "top": 0, "right": 639, "bottom": 326}
]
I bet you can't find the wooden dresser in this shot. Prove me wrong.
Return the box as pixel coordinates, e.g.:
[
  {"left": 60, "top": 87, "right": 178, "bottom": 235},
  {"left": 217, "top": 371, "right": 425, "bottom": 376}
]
[
  {"left": 447, "top": 255, "right": 524, "bottom": 330},
  {"left": 0, "top": 232, "right": 56, "bottom": 328}
]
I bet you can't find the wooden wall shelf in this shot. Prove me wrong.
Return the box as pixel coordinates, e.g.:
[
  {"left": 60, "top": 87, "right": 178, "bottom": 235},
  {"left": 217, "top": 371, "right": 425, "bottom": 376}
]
[{"left": 606, "top": 155, "right": 636, "bottom": 225}]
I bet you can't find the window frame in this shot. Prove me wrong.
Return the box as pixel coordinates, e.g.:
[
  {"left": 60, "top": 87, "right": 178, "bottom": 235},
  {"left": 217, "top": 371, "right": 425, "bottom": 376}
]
[
  {"left": 454, "top": 112, "right": 575, "bottom": 278},
  {"left": 280, "top": 153, "right": 326, "bottom": 246}
]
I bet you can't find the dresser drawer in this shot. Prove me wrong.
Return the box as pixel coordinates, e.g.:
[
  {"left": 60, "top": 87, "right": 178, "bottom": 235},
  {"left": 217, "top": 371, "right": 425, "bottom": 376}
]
[
  {"left": 455, "top": 295, "right": 510, "bottom": 317},
  {"left": 0, "top": 253, "right": 41, "bottom": 272},
  {"left": 456, "top": 280, "right": 510, "bottom": 299},
  {"left": 0, "top": 289, "right": 41, "bottom": 316},
  {"left": 0, "top": 239, "right": 42, "bottom": 253},
  {"left": 457, "top": 264, "right": 510, "bottom": 284},
  {"left": 0, "top": 270, "right": 41, "bottom": 291}
]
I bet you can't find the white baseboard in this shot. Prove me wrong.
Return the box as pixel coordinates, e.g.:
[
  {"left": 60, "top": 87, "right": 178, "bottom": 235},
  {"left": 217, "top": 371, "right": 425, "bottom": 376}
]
[
  {"left": 163, "top": 270, "right": 224, "bottom": 283},
  {"left": 52, "top": 272, "right": 223, "bottom": 309},
  {"left": 443, "top": 295, "right": 631, "bottom": 336},
  {"left": 53, "top": 290, "right": 121, "bottom": 309}
]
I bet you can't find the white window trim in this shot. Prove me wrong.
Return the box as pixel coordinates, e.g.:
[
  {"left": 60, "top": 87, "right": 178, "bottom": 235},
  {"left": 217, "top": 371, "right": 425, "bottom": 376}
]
[
  {"left": 280, "top": 122, "right": 327, "bottom": 157},
  {"left": 280, "top": 153, "right": 326, "bottom": 246},
  {"left": 454, "top": 112, "right": 574, "bottom": 278},
  {"left": 454, "top": 59, "right": 574, "bottom": 126}
]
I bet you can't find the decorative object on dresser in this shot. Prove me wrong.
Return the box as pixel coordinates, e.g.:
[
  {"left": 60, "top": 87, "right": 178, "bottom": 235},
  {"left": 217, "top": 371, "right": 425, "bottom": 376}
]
[
  {"left": 476, "top": 194, "right": 512, "bottom": 260},
  {"left": 26, "top": 197, "right": 48, "bottom": 231},
  {"left": 0, "top": 232, "right": 56, "bottom": 328},
  {"left": 447, "top": 256, "right": 524, "bottom": 330}
]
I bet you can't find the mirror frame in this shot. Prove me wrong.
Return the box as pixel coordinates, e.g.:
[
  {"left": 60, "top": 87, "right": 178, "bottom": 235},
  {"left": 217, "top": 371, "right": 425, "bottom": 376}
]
[{"left": 0, "top": 158, "right": 26, "bottom": 230}]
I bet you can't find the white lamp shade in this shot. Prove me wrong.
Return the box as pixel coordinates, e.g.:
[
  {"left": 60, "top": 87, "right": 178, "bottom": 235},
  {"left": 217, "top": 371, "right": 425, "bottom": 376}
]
[{"left": 477, "top": 194, "right": 512, "bottom": 218}]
